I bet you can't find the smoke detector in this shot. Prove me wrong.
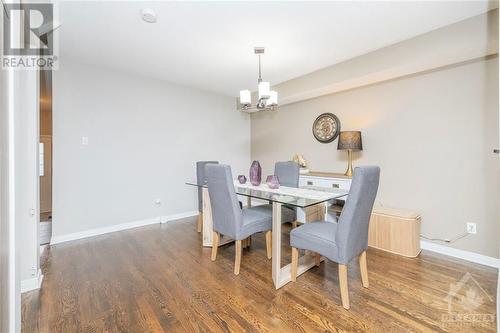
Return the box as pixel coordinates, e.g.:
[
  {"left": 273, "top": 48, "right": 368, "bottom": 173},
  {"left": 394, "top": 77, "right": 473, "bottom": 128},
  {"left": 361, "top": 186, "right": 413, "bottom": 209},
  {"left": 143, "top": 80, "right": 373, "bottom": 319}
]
[{"left": 141, "top": 8, "right": 157, "bottom": 23}]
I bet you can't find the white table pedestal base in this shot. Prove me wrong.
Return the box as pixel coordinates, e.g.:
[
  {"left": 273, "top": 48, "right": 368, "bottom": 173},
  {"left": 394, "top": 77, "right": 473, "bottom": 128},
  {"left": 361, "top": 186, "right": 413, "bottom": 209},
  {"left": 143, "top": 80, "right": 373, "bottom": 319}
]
[{"left": 272, "top": 201, "right": 328, "bottom": 289}]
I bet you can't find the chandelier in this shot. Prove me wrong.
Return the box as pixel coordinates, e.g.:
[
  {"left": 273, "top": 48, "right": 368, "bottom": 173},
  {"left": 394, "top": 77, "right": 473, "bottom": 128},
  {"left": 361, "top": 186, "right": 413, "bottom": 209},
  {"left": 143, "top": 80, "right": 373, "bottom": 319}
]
[{"left": 239, "top": 47, "right": 278, "bottom": 113}]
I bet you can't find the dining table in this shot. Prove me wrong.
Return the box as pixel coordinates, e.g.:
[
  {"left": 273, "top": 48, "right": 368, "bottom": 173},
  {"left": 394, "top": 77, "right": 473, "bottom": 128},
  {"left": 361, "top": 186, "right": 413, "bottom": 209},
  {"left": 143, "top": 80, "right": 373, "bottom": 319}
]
[{"left": 186, "top": 180, "right": 348, "bottom": 289}]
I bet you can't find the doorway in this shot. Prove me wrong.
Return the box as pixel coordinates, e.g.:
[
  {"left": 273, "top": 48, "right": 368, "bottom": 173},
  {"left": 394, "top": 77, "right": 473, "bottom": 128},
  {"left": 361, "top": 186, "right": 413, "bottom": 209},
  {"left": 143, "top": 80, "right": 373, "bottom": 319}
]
[{"left": 39, "top": 68, "right": 52, "bottom": 245}]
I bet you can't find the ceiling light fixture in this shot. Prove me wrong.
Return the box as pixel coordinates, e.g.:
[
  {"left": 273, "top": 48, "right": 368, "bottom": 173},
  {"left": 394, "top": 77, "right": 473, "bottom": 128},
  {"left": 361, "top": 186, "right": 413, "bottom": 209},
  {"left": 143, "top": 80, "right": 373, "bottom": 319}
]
[
  {"left": 239, "top": 47, "right": 278, "bottom": 113},
  {"left": 141, "top": 8, "right": 157, "bottom": 23}
]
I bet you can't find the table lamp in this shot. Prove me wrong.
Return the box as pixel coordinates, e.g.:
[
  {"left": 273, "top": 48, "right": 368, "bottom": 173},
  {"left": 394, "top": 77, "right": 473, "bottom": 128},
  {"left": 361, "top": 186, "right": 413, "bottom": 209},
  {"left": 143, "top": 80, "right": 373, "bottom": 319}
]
[{"left": 337, "top": 131, "right": 362, "bottom": 177}]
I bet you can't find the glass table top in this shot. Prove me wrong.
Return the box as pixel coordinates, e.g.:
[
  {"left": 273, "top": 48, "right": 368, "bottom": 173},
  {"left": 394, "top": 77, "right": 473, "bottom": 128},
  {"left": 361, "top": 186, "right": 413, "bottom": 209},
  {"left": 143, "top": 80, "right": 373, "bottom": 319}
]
[{"left": 186, "top": 181, "right": 348, "bottom": 208}]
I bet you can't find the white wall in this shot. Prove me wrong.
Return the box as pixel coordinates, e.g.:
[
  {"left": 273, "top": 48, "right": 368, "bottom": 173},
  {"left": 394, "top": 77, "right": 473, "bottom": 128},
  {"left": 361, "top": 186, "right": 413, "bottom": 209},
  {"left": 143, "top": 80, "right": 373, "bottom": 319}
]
[
  {"left": 0, "top": 16, "right": 39, "bottom": 333},
  {"left": 15, "top": 69, "right": 40, "bottom": 284},
  {"left": 52, "top": 60, "right": 250, "bottom": 240},
  {"left": 0, "top": 8, "right": 23, "bottom": 332},
  {"left": 0, "top": 10, "right": 12, "bottom": 332},
  {"left": 252, "top": 57, "right": 499, "bottom": 257}
]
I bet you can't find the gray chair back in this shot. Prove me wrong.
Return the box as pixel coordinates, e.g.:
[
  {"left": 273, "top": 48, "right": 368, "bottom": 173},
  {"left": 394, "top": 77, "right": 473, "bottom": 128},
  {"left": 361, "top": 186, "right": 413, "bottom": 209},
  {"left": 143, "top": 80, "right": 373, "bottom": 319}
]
[
  {"left": 275, "top": 161, "right": 299, "bottom": 188},
  {"left": 336, "top": 166, "right": 380, "bottom": 264},
  {"left": 196, "top": 161, "right": 219, "bottom": 212},
  {"left": 205, "top": 164, "right": 243, "bottom": 239}
]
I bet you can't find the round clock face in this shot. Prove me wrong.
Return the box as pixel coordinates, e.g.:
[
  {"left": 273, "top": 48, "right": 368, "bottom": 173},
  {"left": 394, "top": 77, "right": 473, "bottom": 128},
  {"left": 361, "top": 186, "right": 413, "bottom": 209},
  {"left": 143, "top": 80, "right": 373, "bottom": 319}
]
[{"left": 312, "top": 113, "right": 341, "bottom": 143}]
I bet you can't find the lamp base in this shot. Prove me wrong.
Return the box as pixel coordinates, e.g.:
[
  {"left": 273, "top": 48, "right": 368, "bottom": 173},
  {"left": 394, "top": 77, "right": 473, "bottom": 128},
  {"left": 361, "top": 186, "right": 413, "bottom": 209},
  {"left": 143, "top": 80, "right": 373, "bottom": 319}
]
[
  {"left": 344, "top": 149, "right": 353, "bottom": 177},
  {"left": 344, "top": 168, "right": 353, "bottom": 178}
]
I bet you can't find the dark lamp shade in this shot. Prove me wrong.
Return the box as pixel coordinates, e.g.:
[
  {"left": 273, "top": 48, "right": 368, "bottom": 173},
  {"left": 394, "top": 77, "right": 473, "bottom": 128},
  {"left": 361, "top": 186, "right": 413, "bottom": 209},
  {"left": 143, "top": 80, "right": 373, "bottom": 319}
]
[{"left": 337, "top": 131, "right": 363, "bottom": 151}]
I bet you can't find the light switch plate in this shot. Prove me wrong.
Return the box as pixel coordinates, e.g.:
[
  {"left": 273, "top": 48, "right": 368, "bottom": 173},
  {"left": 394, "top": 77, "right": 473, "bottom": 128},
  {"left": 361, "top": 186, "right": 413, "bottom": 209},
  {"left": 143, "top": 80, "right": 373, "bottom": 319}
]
[
  {"left": 81, "top": 136, "right": 89, "bottom": 145},
  {"left": 466, "top": 222, "right": 477, "bottom": 234}
]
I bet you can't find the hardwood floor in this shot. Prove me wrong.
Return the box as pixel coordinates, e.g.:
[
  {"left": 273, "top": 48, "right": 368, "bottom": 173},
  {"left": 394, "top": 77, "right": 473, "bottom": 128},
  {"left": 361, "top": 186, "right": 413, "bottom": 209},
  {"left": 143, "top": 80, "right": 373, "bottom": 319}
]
[{"left": 23, "top": 217, "right": 497, "bottom": 332}]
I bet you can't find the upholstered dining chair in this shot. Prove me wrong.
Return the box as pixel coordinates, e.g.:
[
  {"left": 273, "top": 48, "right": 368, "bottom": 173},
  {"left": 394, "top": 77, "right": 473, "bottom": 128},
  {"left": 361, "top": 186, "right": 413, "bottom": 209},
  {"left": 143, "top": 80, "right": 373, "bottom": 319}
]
[
  {"left": 206, "top": 164, "right": 273, "bottom": 275},
  {"left": 196, "top": 161, "right": 219, "bottom": 232},
  {"left": 290, "top": 166, "right": 380, "bottom": 310},
  {"left": 251, "top": 161, "right": 300, "bottom": 226},
  {"left": 274, "top": 161, "right": 300, "bottom": 187}
]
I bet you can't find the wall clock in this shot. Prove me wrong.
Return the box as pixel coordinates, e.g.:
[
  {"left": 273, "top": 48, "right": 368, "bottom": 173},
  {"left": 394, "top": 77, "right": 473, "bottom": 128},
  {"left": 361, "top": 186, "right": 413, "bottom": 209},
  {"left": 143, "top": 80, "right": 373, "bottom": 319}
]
[{"left": 312, "top": 113, "right": 341, "bottom": 143}]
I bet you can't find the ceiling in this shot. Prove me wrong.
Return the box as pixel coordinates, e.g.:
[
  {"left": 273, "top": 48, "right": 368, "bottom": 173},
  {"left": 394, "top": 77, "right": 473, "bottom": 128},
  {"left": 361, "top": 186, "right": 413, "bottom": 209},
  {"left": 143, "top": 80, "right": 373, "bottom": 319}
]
[{"left": 57, "top": 1, "right": 496, "bottom": 97}]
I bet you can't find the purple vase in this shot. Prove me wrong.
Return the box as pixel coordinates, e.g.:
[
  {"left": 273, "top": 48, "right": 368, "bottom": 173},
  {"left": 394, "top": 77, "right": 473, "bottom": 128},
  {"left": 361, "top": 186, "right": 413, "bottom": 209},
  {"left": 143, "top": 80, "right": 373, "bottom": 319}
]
[
  {"left": 266, "top": 175, "right": 280, "bottom": 189},
  {"left": 249, "top": 160, "right": 262, "bottom": 186},
  {"left": 237, "top": 175, "right": 247, "bottom": 184}
]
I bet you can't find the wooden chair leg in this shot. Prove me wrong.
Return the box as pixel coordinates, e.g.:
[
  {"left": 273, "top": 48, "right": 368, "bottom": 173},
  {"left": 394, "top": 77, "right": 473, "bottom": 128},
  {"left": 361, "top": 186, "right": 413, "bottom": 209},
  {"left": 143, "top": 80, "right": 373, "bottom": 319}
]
[
  {"left": 265, "top": 231, "right": 272, "bottom": 259},
  {"left": 234, "top": 240, "right": 242, "bottom": 275},
  {"left": 315, "top": 253, "right": 321, "bottom": 267},
  {"left": 359, "top": 251, "right": 369, "bottom": 288},
  {"left": 197, "top": 213, "right": 203, "bottom": 233},
  {"left": 291, "top": 247, "right": 298, "bottom": 281},
  {"left": 291, "top": 221, "right": 297, "bottom": 229},
  {"left": 211, "top": 232, "right": 219, "bottom": 261},
  {"left": 338, "top": 264, "right": 350, "bottom": 309}
]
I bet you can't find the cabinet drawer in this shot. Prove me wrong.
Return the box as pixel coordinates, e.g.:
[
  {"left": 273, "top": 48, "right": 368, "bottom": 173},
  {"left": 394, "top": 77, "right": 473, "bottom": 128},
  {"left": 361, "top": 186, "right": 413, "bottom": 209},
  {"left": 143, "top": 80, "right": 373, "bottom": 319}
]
[{"left": 300, "top": 177, "right": 351, "bottom": 190}]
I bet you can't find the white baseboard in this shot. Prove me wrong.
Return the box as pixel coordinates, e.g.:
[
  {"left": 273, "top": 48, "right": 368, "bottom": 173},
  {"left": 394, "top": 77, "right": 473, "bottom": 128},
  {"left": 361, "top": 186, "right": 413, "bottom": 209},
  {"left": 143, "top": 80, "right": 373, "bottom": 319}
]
[
  {"left": 420, "top": 240, "right": 500, "bottom": 269},
  {"left": 160, "top": 210, "right": 199, "bottom": 224},
  {"left": 39, "top": 244, "right": 48, "bottom": 256},
  {"left": 51, "top": 211, "right": 198, "bottom": 245},
  {"left": 21, "top": 269, "right": 43, "bottom": 293}
]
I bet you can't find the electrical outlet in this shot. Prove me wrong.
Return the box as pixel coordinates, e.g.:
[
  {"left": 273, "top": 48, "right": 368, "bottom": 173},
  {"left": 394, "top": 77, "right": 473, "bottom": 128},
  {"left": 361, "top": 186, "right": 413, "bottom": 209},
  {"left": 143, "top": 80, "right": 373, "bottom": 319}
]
[{"left": 466, "top": 222, "right": 477, "bottom": 234}]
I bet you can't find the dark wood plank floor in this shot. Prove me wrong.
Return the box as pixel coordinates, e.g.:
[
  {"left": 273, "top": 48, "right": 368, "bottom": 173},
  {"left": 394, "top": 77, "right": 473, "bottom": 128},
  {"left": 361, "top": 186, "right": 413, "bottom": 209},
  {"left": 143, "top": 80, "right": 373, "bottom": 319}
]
[{"left": 23, "top": 217, "right": 497, "bottom": 332}]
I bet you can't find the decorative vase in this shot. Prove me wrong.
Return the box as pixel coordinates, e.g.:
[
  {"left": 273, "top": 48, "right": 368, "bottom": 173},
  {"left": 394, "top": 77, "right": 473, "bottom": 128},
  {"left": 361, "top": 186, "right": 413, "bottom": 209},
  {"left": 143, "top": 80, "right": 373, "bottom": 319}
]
[
  {"left": 249, "top": 160, "right": 262, "bottom": 186},
  {"left": 237, "top": 175, "right": 247, "bottom": 184},
  {"left": 266, "top": 175, "right": 280, "bottom": 189}
]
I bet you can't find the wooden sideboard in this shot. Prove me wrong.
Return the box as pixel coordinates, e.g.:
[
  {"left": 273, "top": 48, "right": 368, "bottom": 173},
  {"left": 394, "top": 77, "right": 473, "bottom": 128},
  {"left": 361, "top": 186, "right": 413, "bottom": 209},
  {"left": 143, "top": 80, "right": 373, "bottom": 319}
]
[{"left": 368, "top": 207, "right": 422, "bottom": 257}]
